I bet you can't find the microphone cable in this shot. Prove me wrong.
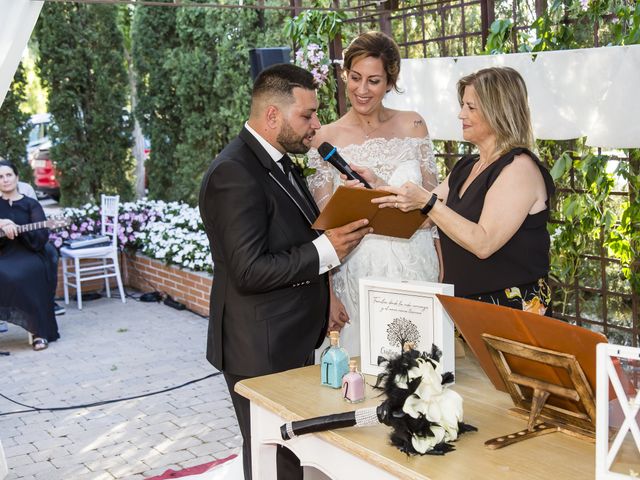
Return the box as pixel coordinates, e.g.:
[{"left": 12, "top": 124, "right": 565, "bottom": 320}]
[{"left": 0, "top": 371, "right": 221, "bottom": 416}]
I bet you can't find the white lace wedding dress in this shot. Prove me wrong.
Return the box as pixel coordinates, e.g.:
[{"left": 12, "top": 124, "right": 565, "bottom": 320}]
[{"left": 308, "top": 136, "right": 440, "bottom": 357}]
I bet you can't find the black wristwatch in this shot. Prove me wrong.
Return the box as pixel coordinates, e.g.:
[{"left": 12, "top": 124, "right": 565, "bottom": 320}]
[{"left": 420, "top": 193, "right": 438, "bottom": 215}]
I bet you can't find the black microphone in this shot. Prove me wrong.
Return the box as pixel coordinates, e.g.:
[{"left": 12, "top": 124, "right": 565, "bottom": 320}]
[{"left": 318, "top": 142, "right": 372, "bottom": 189}]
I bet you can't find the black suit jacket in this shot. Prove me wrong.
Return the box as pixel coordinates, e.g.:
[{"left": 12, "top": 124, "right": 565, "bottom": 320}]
[{"left": 199, "top": 127, "right": 329, "bottom": 377}]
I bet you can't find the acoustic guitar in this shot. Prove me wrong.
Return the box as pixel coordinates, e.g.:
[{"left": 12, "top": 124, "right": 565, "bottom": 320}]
[{"left": 0, "top": 217, "right": 69, "bottom": 238}]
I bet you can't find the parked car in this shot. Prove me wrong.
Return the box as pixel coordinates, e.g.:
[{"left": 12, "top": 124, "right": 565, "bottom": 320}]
[
  {"left": 25, "top": 113, "right": 150, "bottom": 201},
  {"left": 26, "top": 113, "right": 60, "bottom": 201},
  {"left": 28, "top": 142, "right": 60, "bottom": 201}
]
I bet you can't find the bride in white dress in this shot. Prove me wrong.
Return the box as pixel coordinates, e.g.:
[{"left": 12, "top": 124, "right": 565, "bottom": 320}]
[{"left": 308, "top": 31, "right": 441, "bottom": 356}]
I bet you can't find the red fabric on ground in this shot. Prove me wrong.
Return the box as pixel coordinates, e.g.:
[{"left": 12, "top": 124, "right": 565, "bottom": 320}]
[{"left": 147, "top": 454, "right": 238, "bottom": 479}]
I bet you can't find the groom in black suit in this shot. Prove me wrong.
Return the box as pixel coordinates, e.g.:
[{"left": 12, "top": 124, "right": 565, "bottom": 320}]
[{"left": 199, "top": 63, "right": 371, "bottom": 480}]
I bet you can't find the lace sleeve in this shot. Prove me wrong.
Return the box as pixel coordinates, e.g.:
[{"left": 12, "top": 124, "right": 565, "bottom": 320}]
[
  {"left": 419, "top": 137, "right": 440, "bottom": 238},
  {"left": 306, "top": 148, "right": 336, "bottom": 210},
  {"left": 419, "top": 137, "right": 438, "bottom": 191}
]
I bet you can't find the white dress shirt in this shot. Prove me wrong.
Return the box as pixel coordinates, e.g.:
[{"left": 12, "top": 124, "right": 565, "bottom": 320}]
[{"left": 244, "top": 122, "right": 340, "bottom": 274}]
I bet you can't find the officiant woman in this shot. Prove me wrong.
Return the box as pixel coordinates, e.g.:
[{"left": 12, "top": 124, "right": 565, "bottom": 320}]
[
  {"left": 0, "top": 160, "right": 59, "bottom": 350},
  {"left": 364, "top": 67, "right": 555, "bottom": 315}
]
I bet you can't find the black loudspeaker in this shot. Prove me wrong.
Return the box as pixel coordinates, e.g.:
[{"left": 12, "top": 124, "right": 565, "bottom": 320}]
[{"left": 249, "top": 47, "right": 292, "bottom": 81}]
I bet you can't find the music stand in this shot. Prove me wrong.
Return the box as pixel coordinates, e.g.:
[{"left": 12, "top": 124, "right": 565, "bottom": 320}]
[{"left": 437, "top": 295, "right": 608, "bottom": 449}]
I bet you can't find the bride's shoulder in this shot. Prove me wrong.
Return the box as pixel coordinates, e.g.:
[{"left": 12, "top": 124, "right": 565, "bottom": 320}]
[
  {"left": 311, "top": 118, "right": 356, "bottom": 149},
  {"left": 389, "top": 109, "right": 430, "bottom": 139}
]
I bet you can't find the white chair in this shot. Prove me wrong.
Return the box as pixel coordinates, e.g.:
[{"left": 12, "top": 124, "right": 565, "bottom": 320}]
[{"left": 61, "top": 195, "right": 126, "bottom": 309}]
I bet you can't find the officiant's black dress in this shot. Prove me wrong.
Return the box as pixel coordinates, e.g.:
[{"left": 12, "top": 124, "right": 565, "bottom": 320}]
[{"left": 0, "top": 196, "right": 59, "bottom": 342}]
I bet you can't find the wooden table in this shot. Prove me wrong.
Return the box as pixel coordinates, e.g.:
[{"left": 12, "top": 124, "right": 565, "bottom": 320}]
[{"left": 236, "top": 355, "right": 596, "bottom": 479}]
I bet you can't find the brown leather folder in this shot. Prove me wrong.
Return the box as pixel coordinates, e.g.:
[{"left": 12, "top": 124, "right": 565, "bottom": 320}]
[
  {"left": 437, "top": 295, "right": 607, "bottom": 411},
  {"left": 436, "top": 295, "right": 608, "bottom": 413},
  {"left": 311, "top": 186, "right": 427, "bottom": 239}
]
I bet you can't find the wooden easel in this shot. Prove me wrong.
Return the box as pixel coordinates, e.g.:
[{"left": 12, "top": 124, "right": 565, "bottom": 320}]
[{"left": 481, "top": 333, "right": 596, "bottom": 449}]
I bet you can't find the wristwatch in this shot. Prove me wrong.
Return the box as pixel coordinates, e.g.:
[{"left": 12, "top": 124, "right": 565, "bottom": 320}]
[{"left": 420, "top": 193, "right": 438, "bottom": 215}]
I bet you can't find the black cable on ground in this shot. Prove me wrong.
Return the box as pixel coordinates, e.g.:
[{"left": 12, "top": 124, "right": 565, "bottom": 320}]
[
  {"left": 123, "top": 250, "right": 168, "bottom": 301},
  {"left": 0, "top": 371, "right": 221, "bottom": 416}
]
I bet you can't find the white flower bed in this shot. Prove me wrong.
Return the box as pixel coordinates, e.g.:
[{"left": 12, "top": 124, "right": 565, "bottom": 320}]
[{"left": 51, "top": 199, "right": 213, "bottom": 274}]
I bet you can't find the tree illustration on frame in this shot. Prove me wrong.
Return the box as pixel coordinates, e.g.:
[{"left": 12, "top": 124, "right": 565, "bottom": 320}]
[{"left": 386, "top": 317, "right": 421, "bottom": 351}]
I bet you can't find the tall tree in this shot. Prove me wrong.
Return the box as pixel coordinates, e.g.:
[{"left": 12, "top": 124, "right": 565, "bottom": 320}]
[
  {"left": 132, "top": 2, "right": 182, "bottom": 201},
  {"left": 35, "top": 2, "right": 133, "bottom": 205},
  {"left": 133, "top": 2, "right": 286, "bottom": 204},
  {"left": 119, "top": 4, "right": 147, "bottom": 199},
  {"left": 0, "top": 63, "right": 31, "bottom": 181},
  {"left": 167, "top": 4, "right": 287, "bottom": 204}
]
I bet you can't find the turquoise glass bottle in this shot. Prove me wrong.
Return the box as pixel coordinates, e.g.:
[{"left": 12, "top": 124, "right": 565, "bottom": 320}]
[{"left": 320, "top": 331, "right": 350, "bottom": 388}]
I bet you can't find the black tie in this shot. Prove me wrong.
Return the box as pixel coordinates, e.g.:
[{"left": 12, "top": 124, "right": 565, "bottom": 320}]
[
  {"left": 278, "top": 154, "right": 317, "bottom": 221},
  {"left": 279, "top": 154, "right": 295, "bottom": 177}
]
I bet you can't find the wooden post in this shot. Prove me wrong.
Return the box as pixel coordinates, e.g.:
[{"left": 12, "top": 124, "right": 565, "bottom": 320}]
[
  {"left": 480, "top": 0, "right": 495, "bottom": 49},
  {"left": 328, "top": 0, "right": 346, "bottom": 118}
]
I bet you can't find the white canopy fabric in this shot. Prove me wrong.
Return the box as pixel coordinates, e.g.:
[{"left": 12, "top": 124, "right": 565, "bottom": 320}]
[
  {"left": 384, "top": 45, "right": 640, "bottom": 148},
  {"left": 0, "top": 0, "right": 43, "bottom": 108}
]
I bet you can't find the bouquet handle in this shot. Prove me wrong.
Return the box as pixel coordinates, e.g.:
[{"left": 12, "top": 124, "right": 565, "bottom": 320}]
[{"left": 280, "top": 405, "right": 387, "bottom": 440}]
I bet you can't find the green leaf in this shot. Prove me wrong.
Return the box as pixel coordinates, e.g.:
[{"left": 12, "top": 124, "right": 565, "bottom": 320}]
[{"left": 550, "top": 152, "right": 572, "bottom": 180}]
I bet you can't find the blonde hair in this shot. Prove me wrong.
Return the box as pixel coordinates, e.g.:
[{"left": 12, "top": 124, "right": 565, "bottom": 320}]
[
  {"left": 457, "top": 67, "right": 534, "bottom": 154},
  {"left": 343, "top": 31, "right": 401, "bottom": 93}
]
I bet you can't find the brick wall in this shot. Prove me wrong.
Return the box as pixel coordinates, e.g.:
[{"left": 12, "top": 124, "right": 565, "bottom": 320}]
[
  {"left": 55, "top": 253, "right": 212, "bottom": 316},
  {"left": 122, "top": 253, "right": 212, "bottom": 316}
]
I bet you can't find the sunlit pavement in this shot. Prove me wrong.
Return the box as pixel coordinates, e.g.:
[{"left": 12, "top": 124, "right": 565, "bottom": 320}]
[{"left": 0, "top": 295, "right": 241, "bottom": 479}]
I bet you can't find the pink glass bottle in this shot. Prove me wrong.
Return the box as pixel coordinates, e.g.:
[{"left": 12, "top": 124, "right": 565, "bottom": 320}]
[{"left": 341, "top": 360, "right": 365, "bottom": 403}]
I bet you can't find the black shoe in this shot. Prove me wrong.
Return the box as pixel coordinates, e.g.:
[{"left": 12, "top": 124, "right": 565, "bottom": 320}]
[{"left": 54, "top": 303, "right": 66, "bottom": 315}]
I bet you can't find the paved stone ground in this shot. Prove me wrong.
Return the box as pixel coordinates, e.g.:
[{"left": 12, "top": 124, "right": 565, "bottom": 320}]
[{"left": 0, "top": 294, "right": 241, "bottom": 479}]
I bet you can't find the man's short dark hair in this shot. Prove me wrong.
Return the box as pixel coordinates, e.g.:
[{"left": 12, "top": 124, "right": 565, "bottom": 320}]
[{"left": 251, "top": 63, "right": 317, "bottom": 102}]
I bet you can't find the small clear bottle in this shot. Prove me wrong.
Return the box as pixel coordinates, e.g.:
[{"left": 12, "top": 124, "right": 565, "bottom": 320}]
[
  {"left": 341, "top": 359, "right": 365, "bottom": 403},
  {"left": 320, "top": 331, "right": 350, "bottom": 388}
]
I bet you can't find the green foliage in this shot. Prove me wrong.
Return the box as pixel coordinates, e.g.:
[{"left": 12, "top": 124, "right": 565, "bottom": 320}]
[
  {"left": 610, "top": 1, "right": 640, "bottom": 45},
  {"left": 484, "top": 19, "right": 513, "bottom": 54},
  {"left": 486, "top": 0, "right": 640, "bottom": 54},
  {"left": 542, "top": 139, "right": 639, "bottom": 325},
  {"left": 0, "top": 63, "right": 31, "bottom": 181},
  {"left": 606, "top": 149, "right": 640, "bottom": 293},
  {"left": 133, "top": 2, "right": 286, "bottom": 204},
  {"left": 171, "top": 5, "right": 286, "bottom": 205},
  {"left": 283, "top": 7, "right": 345, "bottom": 45},
  {"left": 35, "top": 2, "right": 133, "bottom": 205},
  {"left": 284, "top": 6, "right": 348, "bottom": 125}
]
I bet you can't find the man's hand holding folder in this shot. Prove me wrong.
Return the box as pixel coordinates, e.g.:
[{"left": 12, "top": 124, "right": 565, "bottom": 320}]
[{"left": 312, "top": 186, "right": 426, "bottom": 239}]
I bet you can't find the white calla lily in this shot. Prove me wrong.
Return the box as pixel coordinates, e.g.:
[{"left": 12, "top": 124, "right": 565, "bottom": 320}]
[
  {"left": 403, "top": 394, "right": 429, "bottom": 419},
  {"left": 435, "top": 389, "right": 464, "bottom": 441},
  {"left": 394, "top": 373, "right": 409, "bottom": 389},
  {"left": 411, "top": 425, "right": 446, "bottom": 454},
  {"left": 413, "top": 362, "right": 443, "bottom": 398}
]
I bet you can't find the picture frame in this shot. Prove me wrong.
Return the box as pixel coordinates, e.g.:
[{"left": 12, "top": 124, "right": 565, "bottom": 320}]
[{"left": 359, "top": 277, "right": 455, "bottom": 377}]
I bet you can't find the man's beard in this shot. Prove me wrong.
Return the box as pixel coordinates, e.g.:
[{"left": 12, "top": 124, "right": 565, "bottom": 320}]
[{"left": 277, "top": 119, "right": 312, "bottom": 155}]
